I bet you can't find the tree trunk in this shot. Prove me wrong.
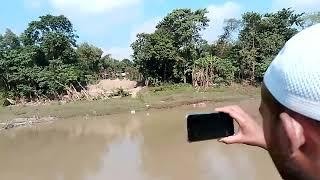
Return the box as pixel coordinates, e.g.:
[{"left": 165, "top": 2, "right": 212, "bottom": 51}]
[
  {"left": 251, "top": 32, "right": 256, "bottom": 84},
  {"left": 251, "top": 61, "right": 255, "bottom": 83},
  {"left": 163, "top": 63, "right": 167, "bottom": 82},
  {"left": 183, "top": 66, "right": 187, "bottom": 83}
]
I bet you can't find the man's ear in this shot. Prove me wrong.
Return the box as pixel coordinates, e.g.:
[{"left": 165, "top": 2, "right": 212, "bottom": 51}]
[{"left": 279, "top": 112, "right": 306, "bottom": 154}]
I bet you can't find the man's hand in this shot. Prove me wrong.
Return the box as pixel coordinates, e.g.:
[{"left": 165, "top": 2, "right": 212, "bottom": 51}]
[{"left": 215, "top": 105, "right": 267, "bottom": 149}]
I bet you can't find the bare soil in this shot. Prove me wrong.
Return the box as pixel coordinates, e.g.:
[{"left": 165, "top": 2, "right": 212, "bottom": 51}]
[{"left": 87, "top": 79, "right": 141, "bottom": 97}]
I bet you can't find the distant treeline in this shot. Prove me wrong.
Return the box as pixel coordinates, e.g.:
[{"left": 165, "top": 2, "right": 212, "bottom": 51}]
[
  {"left": 131, "top": 9, "right": 319, "bottom": 87},
  {"left": 0, "top": 15, "right": 138, "bottom": 100},
  {"left": 0, "top": 9, "right": 319, "bottom": 100}
]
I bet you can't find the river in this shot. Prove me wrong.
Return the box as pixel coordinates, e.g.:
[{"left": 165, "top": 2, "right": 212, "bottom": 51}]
[{"left": 0, "top": 99, "right": 281, "bottom": 180}]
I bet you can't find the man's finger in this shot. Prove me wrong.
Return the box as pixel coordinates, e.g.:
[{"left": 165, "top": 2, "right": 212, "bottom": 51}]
[
  {"left": 215, "top": 107, "right": 247, "bottom": 124},
  {"left": 215, "top": 106, "right": 236, "bottom": 113}
]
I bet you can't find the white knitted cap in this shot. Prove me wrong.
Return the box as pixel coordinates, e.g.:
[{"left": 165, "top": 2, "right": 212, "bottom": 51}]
[{"left": 264, "top": 24, "right": 320, "bottom": 121}]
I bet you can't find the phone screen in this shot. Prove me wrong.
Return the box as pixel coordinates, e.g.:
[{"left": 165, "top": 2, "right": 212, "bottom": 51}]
[{"left": 187, "top": 112, "right": 234, "bottom": 142}]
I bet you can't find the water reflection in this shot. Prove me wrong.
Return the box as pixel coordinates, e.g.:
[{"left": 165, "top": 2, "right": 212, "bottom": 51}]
[
  {"left": 201, "top": 145, "right": 257, "bottom": 180},
  {"left": 89, "top": 135, "right": 146, "bottom": 180},
  {"left": 0, "top": 128, "right": 107, "bottom": 180},
  {"left": 0, "top": 100, "right": 281, "bottom": 180}
]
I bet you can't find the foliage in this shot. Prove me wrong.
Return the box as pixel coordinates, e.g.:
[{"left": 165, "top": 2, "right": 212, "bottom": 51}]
[
  {"left": 302, "top": 12, "right": 320, "bottom": 28},
  {"left": 156, "top": 9, "right": 209, "bottom": 49},
  {"left": 77, "top": 42, "right": 103, "bottom": 73},
  {"left": 96, "top": 55, "right": 138, "bottom": 80},
  {"left": 0, "top": 15, "right": 137, "bottom": 101},
  {"left": 0, "top": 8, "right": 316, "bottom": 100},
  {"left": 192, "top": 55, "right": 235, "bottom": 87},
  {"left": 132, "top": 30, "right": 177, "bottom": 84},
  {"left": 132, "top": 8, "right": 209, "bottom": 85},
  {"left": 22, "top": 15, "right": 78, "bottom": 46},
  {"left": 132, "top": 8, "right": 306, "bottom": 87},
  {"left": 236, "top": 8, "right": 303, "bottom": 83},
  {"left": 0, "top": 29, "right": 20, "bottom": 50}
]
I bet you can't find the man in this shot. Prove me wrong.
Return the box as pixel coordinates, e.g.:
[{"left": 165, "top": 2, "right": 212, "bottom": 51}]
[{"left": 216, "top": 24, "right": 320, "bottom": 180}]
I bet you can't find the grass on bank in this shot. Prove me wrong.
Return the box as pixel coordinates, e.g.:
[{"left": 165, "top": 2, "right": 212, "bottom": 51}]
[{"left": 0, "top": 84, "right": 260, "bottom": 122}]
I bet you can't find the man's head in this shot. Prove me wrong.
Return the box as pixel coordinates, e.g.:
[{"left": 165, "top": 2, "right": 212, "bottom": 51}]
[
  {"left": 260, "top": 84, "right": 320, "bottom": 180},
  {"left": 259, "top": 24, "right": 320, "bottom": 180}
]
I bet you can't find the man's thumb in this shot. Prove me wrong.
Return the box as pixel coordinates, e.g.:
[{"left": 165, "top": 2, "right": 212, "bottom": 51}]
[{"left": 218, "top": 135, "right": 241, "bottom": 144}]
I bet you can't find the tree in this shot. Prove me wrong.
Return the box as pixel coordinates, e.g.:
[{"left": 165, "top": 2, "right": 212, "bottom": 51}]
[
  {"left": 0, "top": 15, "right": 88, "bottom": 100},
  {"left": 156, "top": 9, "right": 209, "bottom": 48},
  {"left": 156, "top": 9, "right": 210, "bottom": 83},
  {"left": 121, "top": 59, "right": 132, "bottom": 67},
  {"left": 302, "top": 12, "right": 320, "bottom": 28},
  {"left": 0, "top": 29, "right": 20, "bottom": 50},
  {"left": 22, "top": 15, "right": 78, "bottom": 46},
  {"left": 236, "top": 8, "right": 303, "bottom": 83},
  {"left": 211, "top": 18, "right": 241, "bottom": 59},
  {"left": 219, "top": 18, "right": 242, "bottom": 42},
  {"left": 77, "top": 43, "right": 103, "bottom": 72},
  {"left": 22, "top": 15, "right": 78, "bottom": 65},
  {"left": 132, "top": 30, "right": 177, "bottom": 84},
  {"left": 132, "top": 8, "right": 210, "bottom": 85},
  {"left": 192, "top": 55, "right": 235, "bottom": 88}
]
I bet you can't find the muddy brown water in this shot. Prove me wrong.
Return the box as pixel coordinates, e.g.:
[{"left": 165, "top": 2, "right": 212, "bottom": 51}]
[{"left": 0, "top": 99, "right": 281, "bottom": 180}]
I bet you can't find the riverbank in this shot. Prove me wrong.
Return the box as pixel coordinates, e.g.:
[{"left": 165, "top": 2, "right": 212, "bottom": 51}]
[{"left": 0, "top": 84, "right": 260, "bottom": 122}]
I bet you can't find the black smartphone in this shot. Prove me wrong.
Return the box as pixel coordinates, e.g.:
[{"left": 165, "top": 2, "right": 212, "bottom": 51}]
[{"left": 186, "top": 112, "right": 234, "bottom": 143}]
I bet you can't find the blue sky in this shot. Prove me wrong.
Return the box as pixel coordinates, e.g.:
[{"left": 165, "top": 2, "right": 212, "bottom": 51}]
[{"left": 1, "top": 0, "right": 319, "bottom": 59}]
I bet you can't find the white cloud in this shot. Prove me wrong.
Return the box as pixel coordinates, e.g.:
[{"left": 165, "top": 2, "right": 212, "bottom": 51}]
[
  {"left": 202, "top": 1, "right": 242, "bottom": 43},
  {"left": 50, "top": 0, "right": 142, "bottom": 14},
  {"left": 130, "top": 17, "right": 162, "bottom": 42},
  {"left": 45, "top": 0, "right": 144, "bottom": 60},
  {"left": 105, "top": 17, "right": 161, "bottom": 60},
  {"left": 272, "top": 0, "right": 320, "bottom": 13},
  {"left": 106, "top": 47, "right": 133, "bottom": 60},
  {"left": 47, "top": 0, "right": 143, "bottom": 48}
]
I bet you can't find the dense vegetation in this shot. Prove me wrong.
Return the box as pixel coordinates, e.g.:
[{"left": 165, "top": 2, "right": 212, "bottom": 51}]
[
  {"left": 0, "top": 9, "right": 319, "bottom": 101},
  {"left": 132, "top": 8, "right": 319, "bottom": 86},
  {"left": 0, "top": 15, "right": 136, "bottom": 101}
]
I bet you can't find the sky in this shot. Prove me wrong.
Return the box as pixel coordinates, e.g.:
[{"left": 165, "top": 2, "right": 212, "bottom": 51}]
[{"left": 1, "top": 0, "right": 319, "bottom": 60}]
